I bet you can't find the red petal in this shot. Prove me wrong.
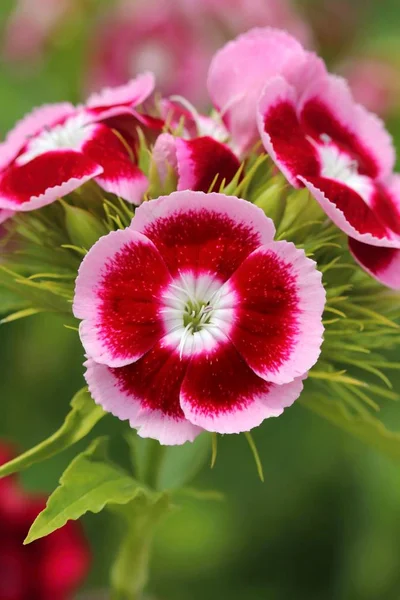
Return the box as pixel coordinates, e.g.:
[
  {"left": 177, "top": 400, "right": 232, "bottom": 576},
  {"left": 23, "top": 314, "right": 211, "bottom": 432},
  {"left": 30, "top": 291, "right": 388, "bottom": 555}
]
[
  {"left": 132, "top": 191, "right": 275, "bottom": 280},
  {"left": 258, "top": 78, "right": 320, "bottom": 186},
  {"left": 0, "top": 150, "right": 102, "bottom": 211},
  {"left": 82, "top": 124, "right": 147, "bottom": 205},
  {"left": 74, "top": 229, "right": 172, "bottom": 367},
  {"left": 349, "top": 238, "right": 400, "bottom": 289},
  {"left": 176, "top": 136, "right": 241, "bottom": 193},
  {"left": 180, "top": 341, "right": 304, "bottom": 433}
]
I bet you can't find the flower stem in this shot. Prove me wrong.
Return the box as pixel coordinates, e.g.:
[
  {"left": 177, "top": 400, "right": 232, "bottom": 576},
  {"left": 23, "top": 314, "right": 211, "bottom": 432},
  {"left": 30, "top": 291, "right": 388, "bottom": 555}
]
[{"left": 142, "top": 439, "right": 166, "bottom": 490}]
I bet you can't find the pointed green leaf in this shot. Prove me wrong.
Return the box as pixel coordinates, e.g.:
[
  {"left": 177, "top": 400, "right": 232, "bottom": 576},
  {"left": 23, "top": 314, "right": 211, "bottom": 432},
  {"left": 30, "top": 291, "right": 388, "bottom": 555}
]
[
  {"left": 300, "top": 395, "right": 400, "bottom": 461},
  {"left": 25, "top": 437, "right": 148, "bottom": 543},
  {"left": 0, "top": 388, "right": 104, "bottom": 478}
]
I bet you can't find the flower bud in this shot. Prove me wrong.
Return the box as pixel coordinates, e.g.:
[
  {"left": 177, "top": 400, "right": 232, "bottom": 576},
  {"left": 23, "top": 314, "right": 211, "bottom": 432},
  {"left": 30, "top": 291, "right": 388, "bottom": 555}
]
[{"left": 64, "top": 203, "right": 107, "bottom": 250}]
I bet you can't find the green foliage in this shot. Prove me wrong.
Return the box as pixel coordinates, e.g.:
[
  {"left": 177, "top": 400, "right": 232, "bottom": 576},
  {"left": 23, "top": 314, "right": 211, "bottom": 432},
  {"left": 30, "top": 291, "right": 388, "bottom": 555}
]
[
  {"left": 0, "top": 388, "right": 104, "bottom": 478},
  {"left": 25, "top": 436, "right": 168, "bottom": 543}
]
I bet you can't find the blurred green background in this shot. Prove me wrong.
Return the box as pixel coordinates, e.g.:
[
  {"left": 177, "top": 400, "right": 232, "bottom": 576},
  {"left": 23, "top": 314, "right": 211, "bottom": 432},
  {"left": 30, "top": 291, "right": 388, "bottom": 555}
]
[{"left": 1, "top": 1, "right": 400, "bottom": 599}]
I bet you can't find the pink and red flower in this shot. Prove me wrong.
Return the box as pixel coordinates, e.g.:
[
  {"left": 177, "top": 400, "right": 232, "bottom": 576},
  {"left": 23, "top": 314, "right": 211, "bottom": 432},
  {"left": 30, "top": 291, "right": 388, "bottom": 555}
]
[
  {"left": 0, "top": 442, "right": 90, "bottom": 600},
  {"left": 207, "top": 27, "right": 400, "bottom": 289},
  {"left": 207, "top": 28, "right": 324, "bottom": 156},
  {"left": 73, "top": 191, "right": 325, "bottom": 445},
  {"left": 0, "top": 74, "right": 155, "bottom": 212}
]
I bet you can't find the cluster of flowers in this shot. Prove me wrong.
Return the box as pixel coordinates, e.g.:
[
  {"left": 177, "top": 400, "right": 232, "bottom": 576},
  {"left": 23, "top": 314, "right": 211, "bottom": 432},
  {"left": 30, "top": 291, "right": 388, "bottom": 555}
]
[
  {"left": 0, "top": 443, "right": 90, "bottom": 599},
  {"left": 1, "top": 27, "right": 399, "bottom": 445}
]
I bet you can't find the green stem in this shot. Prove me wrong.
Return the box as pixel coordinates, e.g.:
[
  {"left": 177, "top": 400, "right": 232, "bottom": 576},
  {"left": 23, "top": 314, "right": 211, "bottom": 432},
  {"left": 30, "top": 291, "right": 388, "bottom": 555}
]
[{"left": 142, "top": 439, "right": 166, "bottom": 490}]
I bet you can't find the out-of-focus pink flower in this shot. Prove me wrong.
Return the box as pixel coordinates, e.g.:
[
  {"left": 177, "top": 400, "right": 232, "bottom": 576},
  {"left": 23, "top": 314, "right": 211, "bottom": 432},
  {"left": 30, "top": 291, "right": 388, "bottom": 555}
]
[
  {"left": 0, "top": 74, "right": 157, "bottom": 212},
  {"left": 339, "top": 57, "right": 400, "bottom": 118},
  {"left": 73, "top": 191, "right": 325, "bottom": 445},
  {"left": 0, "top": 441, "right": 90, "bottom": 600},
  {"left": 86, "top": 0, "right": 311, "bottom": 108},
  {"left": 181, "top": 0, "right": 312, "bottom": 46},
  {"left": 3, "top": 0, "right": 74, "bottom": 62},
  {"left": 0, "top": 210, "right": 14, "bottom": 226},
  {"left": 87, "top": 0, "right": 213, "bottom": 107}
]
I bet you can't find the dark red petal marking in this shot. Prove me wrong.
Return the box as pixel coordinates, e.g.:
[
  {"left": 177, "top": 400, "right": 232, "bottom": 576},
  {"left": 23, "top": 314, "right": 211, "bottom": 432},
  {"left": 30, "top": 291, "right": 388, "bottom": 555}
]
[
  {"left": 96, "top": 238, "right": 171, "bottom": 363},
  {"left": 349, "top": 238, "right": 400, "bottom": 289},
  {"left": 176, "top": 136, "right": 241, "bottom": 193},
  {"left": 141, "top": 207, "right": 264, "bottom": 280},
  {"left": 227, "top": 248, "right": 300, "bottom": 376},
  {"left": 181, "top": 341, "right": 271, "bottom": 417},
  {"left": 300, "top": 98, "right": 379, "bottom": 178},
  {"left": 0, "top": 150, "right": 100, "bottom": 207},
  {"left": 371, "top": 184, "right": 400, "bottom": 235},
  {"left": 82, "top": 124, "right": 147, "bottom": 203},
  {"left": 263, "top": 100, "right": 320, "bottom": 180},
  {"left": 110, "top": 342, "right": 189, "bottom": 420},
  {"left": 306, "top": 176, "right": 391, "bottom": 239}
]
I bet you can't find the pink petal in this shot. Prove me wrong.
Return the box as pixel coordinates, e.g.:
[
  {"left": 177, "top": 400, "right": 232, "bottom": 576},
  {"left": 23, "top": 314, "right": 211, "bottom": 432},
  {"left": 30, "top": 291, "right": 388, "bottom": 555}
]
[
  {"left": 176, "top": 136, "right": 241, "bottom": 193},
  {"left": 82, "top": 124, "right": 147, "bottom": 205},
  {"left": 207, "top": 27, "right": 307, "bottom": 154},
  {"left": 0, "top": 103, "right": 75, "bottom": 169},
  {"left": 349, "top": 239, "right": 400, "bottom": 290},
  {"left": 85, "top": 348, "right": 202, "bottom": 445},
  {"left": 73, "top": 228, "right": 171, "bottom": 368},
  {"left": 0, "top": 150, "right": 102, "bottom": 211},
  {"left": 131, "top": 190, "right": 275, "bottom": 279},
  {"left": 180, "top": 341, "right": 304, "bottom": 434},
  {"left": 85, "top": 73, "right": 155, "bottom": 121},
  {"left": 152, "top": 133, "right": 178, "bottom": 185},
  {"left": 300, "top": 176, "right": 400, "bottom": 247},
  {"left": 226, "top": 241, "right": 325, "bottom": 384},
  {"left": 257, "top": 76, "right": 320, "bottom": 186},
  {"left": 0, "top": 210, "right": 14, "bottom": 225},
  {"left": 299, "top": 74, "right": 395, "bottom": 180}
]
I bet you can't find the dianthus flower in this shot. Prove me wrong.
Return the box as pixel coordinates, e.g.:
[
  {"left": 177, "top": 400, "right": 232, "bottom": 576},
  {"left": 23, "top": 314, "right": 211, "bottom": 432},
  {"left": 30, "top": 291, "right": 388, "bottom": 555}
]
[
  {"left": 0, "top": 443, "right": 90, "bottom": 600},
  {"left": 0, "top": 73, "right": 156, "bottom": 212},
  {"left": 208, "top": 27, "right": 400, "bottom": 289},
  {"left": 73, "top": 191, "right": 325, "bottom": 445}
]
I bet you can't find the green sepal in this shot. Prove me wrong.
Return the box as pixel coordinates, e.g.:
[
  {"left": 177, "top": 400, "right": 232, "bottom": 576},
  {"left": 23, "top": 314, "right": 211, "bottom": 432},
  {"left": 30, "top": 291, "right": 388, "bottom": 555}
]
[
  {"left": 0, "top": 388, "right": 104, "bottom": 479},
  {"left": 126, "top": 432, "right": 211, "bottom": 490}
]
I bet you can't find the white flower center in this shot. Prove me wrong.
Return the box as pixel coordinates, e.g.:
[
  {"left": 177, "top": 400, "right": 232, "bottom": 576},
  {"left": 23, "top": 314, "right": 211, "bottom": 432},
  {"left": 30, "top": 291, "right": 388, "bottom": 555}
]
[
  {"left": 317, "top": 135, "right": 374, "bottom": 203},
  {"left": 160, "top": 272, "right": 236, "bottom": 358},
  {"left": 17, "top": 113, "right": 92, "bottom": 165}
]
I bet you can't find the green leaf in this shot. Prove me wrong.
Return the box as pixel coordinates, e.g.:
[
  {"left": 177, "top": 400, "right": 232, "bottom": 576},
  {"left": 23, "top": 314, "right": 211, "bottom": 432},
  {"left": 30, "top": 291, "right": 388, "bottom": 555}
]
[
  {"left": 300, "top": 395, "right": 400, "bottom": 461},
  {"left": 25, "top": 437, "right": 148, "bottom": 543},
  {"left": 0, "top": 388, "right": 104, "bottom": 478}
]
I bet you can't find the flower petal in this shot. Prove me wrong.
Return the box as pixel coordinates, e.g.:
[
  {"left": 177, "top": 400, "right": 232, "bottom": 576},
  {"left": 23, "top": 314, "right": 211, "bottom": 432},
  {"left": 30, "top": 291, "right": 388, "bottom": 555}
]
[
  {"left": 180, "top": 341, "right": 304, "bottom": 434},
  {"left": 0, "top": 209, "right": 14, "bottom": 225},
  {"left": 207, "top": 27, "right": 306, "bottom": 154},
  {"left": 349, "top": 239, "right": 400, "bottom": 290},
  {"left": 0, "top": 150, "right": 102, "bottom": 211},
  {"left": 0, "top": 103, "right": 75, "bottom": 169},
  {"left": 226, "top": 241, "right": 325, "bottom": 384},
  {"left": 74, "top": 228, "right": 172, "bottom": 367},
  {"left": 85, "top": 349, "right": 202, "bottom": 445},
  {"left": 300, "top": 176, "right": 400, "bottom": 247},
  {"left": 152, "top": 133, "right": 178, "bottom": 185},
  {"left": 257, "top": 76, "right": 320, "bottom": 186},
  {"left": 82, "top": 124, "right": 147, "bottom": 205},
  {"left": 131, "top": 191, "right": 275, "bottom": 279},
  {"left": 85, "top": 73, "right": 155, "bottom": 121},
  {"left": 176, "top": 136, "right": 241, "bottom": 193},
  {"left": 299, "top": 74, "right": 395, "bottom": 180}
]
